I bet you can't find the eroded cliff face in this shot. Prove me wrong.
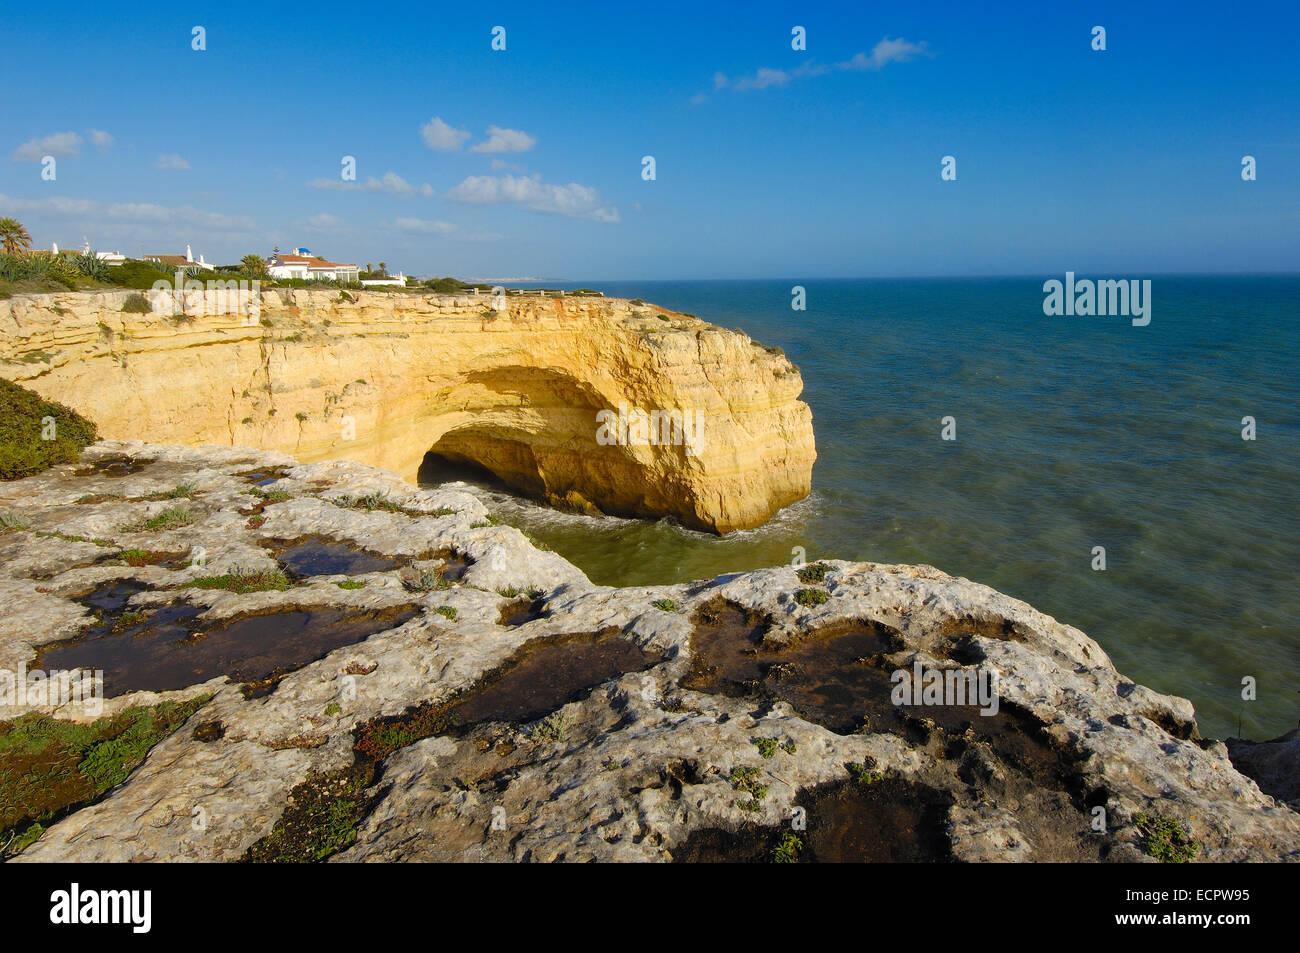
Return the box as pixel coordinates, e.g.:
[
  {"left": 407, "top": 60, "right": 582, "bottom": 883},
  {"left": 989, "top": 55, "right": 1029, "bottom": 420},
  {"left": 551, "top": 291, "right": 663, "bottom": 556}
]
[{"left": 0, "top": 289, "right": 815, "bottom": 533}]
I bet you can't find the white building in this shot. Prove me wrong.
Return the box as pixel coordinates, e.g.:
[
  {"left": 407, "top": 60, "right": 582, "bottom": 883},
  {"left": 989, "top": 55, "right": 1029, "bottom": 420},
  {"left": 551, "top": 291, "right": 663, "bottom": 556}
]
[
  {"left": 52, "top": 240, "right": 125, "bottom": 266},
  {"left": 266, "top": 248, "right": 360, "bottom": 283},
  {"left": 360, "top": 272, "right": 407, "bottom": 287},
  {"left": 144, "top": 244, "right": 215, "bottom": 272}
]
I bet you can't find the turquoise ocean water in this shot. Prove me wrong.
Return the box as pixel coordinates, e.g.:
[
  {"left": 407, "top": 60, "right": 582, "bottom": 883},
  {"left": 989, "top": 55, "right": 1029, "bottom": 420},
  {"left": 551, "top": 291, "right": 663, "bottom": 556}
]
[{"left": 426, "top": 276, "right": 1300, "bottom": 741}]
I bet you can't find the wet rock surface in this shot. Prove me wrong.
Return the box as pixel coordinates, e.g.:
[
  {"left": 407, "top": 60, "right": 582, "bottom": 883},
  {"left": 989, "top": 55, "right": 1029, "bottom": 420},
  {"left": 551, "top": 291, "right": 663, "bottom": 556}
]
[{"left": 0, "top": 441, "right": 1297, "bottom": 862}]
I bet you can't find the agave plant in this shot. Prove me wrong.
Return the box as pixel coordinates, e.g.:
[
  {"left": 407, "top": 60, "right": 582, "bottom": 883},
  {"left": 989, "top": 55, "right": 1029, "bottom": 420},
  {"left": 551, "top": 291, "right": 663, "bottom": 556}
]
[{"left": 73, "top": 252, "right": 111, "bottom": 281}]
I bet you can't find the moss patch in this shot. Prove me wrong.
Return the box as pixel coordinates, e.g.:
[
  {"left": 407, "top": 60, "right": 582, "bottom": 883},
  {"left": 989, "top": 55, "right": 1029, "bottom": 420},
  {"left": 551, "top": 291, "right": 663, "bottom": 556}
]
[
  {"left": 0, "top": 696, "right": 208, "bottom": 857},
  {"left": 240, "top": 765, "right": 376, "bottom": 863}
]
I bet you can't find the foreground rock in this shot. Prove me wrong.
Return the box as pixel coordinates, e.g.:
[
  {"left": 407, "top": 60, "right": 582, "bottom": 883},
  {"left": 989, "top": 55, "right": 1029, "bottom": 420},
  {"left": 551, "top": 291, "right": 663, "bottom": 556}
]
[
  {"left": 1, "top": 442, "right": 1296, "bottom": 862},
  {"left": 0, "top": 288, "right": 815, "bottom": 533}
]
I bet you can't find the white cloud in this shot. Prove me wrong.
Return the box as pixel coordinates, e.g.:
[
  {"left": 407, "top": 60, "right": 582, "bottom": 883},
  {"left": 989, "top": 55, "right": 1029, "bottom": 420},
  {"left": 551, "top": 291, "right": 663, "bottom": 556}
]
[
  {"left": 12, "top": 131, "right": 83, "bottom": 162},
  {"left": 471, "top": 125, "right": 537, "bottom": 154},
  {"left": 308, "top": 213, "right": 339, "bottom": 227},
  {"left": 105, "top": 202, "right": 257, "bottom": 231},
  {"left": 0, "top": 193, "right": 257, "bottom": 232},
  {"left": 445, "top": 174, "right": 619, "bottom": 223},
  {"left": 89, "top": 130, "right": 114, "bottom": 152},
  {"left": 734, "top": 67, "right": 793, "bottom": 91},
  {"left": 0, "top": 193, "right": 98, "bottom": 215},
  {"left": 420, "top": 116, "right": 471, "bottom": 151},
  {"left": 390, "top": 217, "right": 502, "bottom": 241},
  {"left": 695, "top": 37, "right": 930, "bottom": 100},
  {"left": 393, "top": 218, "right": 457, "bottom": 234},
  {"left": 156, "top": 153, "right": 190, "bottom": 170},
  {"left": 306, "top": 172, "right": 433, "bottom": 197},
  {"left": 839, "top": 37, "right": 930, "bottom": 71}
]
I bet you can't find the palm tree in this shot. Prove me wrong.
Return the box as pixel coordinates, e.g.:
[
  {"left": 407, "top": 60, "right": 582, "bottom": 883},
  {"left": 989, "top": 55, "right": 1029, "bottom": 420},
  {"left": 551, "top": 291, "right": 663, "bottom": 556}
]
[
  {"left": 0, "top": 218, "right": 33, "bottom": 255},
  {"left": 378, "top": 261, "right": 387, "bottom": 276},
  {"left": 240, "top": 254, "right": 268, "bottom": 277}
]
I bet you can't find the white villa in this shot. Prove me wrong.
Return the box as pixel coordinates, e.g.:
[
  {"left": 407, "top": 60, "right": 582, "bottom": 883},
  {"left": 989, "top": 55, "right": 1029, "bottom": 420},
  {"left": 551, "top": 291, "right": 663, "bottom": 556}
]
[
  {"left": 144, "top": 244, "right": 216, "bottom": 272},
  {"left": 51, "top": 240, "right": 125, "bottom": 266},
  {"left": 267, "top": 248, "right": 360, "bottom": 283}
]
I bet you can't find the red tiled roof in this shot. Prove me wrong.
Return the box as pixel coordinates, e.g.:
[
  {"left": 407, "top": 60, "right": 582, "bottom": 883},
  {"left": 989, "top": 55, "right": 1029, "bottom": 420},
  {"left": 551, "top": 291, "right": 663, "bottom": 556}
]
[
  {"left": 145, "top": 255, "right": 190, "bottom": 266},
  {"left": 273, "top": 254, "right": 356, "bottom": 269}
]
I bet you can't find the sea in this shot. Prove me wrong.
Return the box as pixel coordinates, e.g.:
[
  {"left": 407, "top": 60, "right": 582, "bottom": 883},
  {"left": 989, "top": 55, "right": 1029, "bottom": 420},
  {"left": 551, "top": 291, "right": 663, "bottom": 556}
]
[{"left": 421, "top": 276, "right": 1300, "bottom": 742}]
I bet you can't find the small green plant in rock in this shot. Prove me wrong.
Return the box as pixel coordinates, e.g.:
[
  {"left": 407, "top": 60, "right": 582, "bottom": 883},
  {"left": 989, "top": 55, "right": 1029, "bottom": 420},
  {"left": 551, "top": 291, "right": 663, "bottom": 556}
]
[
  {"left": 0, "top": 511, "right": 31, "bottom": 533},
  {"left": 124, "top": 504, "right": 196, "bottom": 532},
  {"left": 1134, "top": 812, "right": 1199, "bottom": 863},
  {"left": 532, "top": 710, "right": 571, "bottom": 743},
  {"left": 436, "top": 606, "right": 457, "bottom": 621},
  {"left": 753, "top": 738, "right": 779, "bottom": 759},
  {"left": 121, "top": 293, "right": 152, "bottom": 314},
  {"left": 184, "top": 568, "right": 292, "bottom": 593},
  {"left": 794, "top": 588, "right": 828, "bottom": 607},
  {"left": 652, "top": 599, "right": 680, "bottom": 612},
  {"left": 771, "top": 832, "right": 802, "bottom": 863},
  {"left": 796, "top": 562, "right": 831, "bottom": 584},
  {"left": 729, "top": 765, "right": 769, "bottom": 803},
  {"left": 847, "top": 762, "right": 883, "bottom": 785}
]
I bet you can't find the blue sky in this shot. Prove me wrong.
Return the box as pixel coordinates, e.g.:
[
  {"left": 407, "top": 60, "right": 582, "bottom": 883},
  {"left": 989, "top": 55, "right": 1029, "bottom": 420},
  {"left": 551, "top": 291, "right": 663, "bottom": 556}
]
[{"left": 1, "top": 0, "right": 1297, "bottom": 279}]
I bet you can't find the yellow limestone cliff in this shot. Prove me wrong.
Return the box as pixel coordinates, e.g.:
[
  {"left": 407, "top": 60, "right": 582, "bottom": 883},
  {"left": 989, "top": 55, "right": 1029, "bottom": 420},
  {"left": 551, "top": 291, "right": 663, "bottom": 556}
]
[{"left": 0, "top": 288, "right": 815, "bottom": 533}]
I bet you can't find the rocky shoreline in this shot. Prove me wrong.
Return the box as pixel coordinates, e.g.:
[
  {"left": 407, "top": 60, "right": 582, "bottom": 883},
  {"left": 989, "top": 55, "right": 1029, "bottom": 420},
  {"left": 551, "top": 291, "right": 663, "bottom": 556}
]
[{"left": 2, "top": 441, "right": 1296, "bottom": 862}]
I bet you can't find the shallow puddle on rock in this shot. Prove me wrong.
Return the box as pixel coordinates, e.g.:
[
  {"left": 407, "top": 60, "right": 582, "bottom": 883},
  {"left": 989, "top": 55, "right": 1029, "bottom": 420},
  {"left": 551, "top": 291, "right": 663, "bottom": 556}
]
[
  {"left": 455, "top": 629, "right": 660, "bottom": 725},
  {"left": 76, "top": 577, "right": 153, "bottom": 614},
  {"left": 673, "top": 776, "right": 955, "bottom": 863},
  {"left": 683, "top": 602, "right": 901, "bottom": 734},
  {"left": 74, "top": 456, "right": 148, "bottom": 478},
  {"left": 498, "top": 599, "right": 546, "bottom": 627},
  {"left": 681, "top": 599, "right": 1102, "bottom": 859},
  {"left": 39, "top": 603, "right": 419, "bottom": 696},
  {"left": 236, "top": 467, "right": 291, "bottom": 487},
  {"left": 267, "top": 537, "right": 403, "bottom": 578},
  {"left": 355, "top": 629, "right": 663, "bottom": 761},
  {"left": 436, "top": 552, "right": 470, "bottom": 582}
]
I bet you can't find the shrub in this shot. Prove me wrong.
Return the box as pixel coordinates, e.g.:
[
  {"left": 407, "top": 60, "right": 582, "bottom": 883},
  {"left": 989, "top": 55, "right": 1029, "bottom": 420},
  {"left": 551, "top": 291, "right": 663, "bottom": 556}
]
[
  {"left": 121, "top": 293, "right": 152, "bottom": 314},
  {"left": 102, "top": 259, "right": 178, "bottom": 290},
  {"left": 0, "top": 252, "right": 78, "bottom": 288},
  {"left": 0, "top": 380, "right": 99, "bottom": 480}
]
